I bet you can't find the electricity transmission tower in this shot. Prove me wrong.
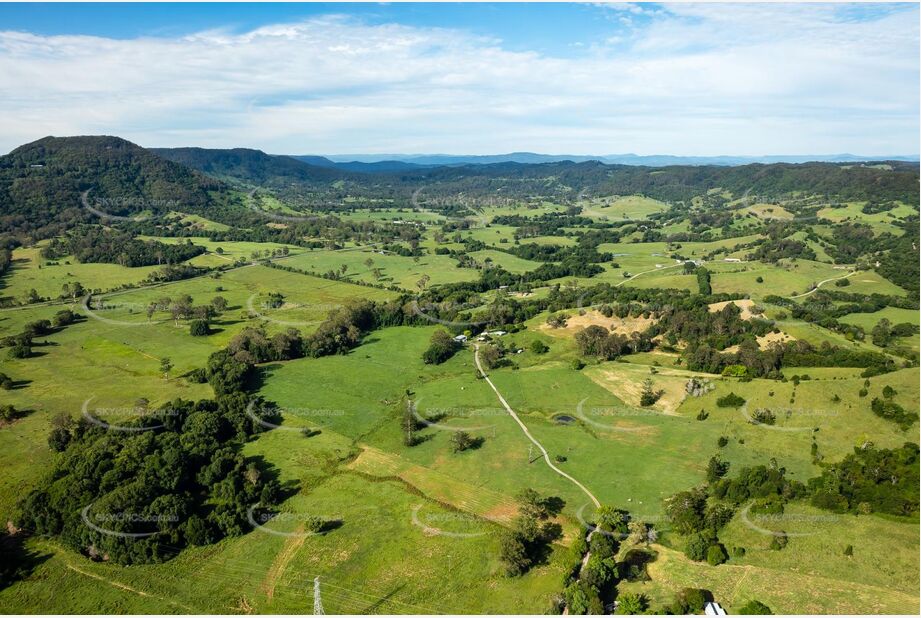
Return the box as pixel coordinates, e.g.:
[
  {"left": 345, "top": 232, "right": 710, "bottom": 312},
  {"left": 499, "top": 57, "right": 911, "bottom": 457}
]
[{"left": 313, "top": 577, "right": 324, "bottom": 615}]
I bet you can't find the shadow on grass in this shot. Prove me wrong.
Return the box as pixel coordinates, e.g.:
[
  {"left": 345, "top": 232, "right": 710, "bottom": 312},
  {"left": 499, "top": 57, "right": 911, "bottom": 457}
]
[{"left": 0, "top": 530, "right": 52, "bottom": 592}]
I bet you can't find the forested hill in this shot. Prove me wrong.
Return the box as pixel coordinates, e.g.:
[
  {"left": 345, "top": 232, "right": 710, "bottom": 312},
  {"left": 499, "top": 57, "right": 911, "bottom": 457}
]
[
  {"left": 400, "top": 160, "right": 921, "bottom": 204},
  {"left": 0, "top": 136, "right": 223, "bottom": 237},
  {"left": 155, "top": 145, "right": 919, "bottom": 205},
  {"left": 152, "top": 147, "right": 350, "bottom": 186}
]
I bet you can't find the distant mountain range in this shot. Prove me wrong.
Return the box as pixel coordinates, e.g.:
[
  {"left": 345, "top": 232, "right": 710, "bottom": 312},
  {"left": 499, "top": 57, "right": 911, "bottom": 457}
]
[{"left": 295, "top": 152, "right": 920, "bottom": 170}]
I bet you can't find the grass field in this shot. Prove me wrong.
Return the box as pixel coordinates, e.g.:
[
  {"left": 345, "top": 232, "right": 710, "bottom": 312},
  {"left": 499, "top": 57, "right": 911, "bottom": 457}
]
[
  {"left": 581, "top": 195, "right": 669, "bottom": 221},
  {"left": 282, "top": 248, "right": 479, "bottom": 290},
  {"left": 1, "top": 191, "right": 918, "bottom": 615},
  {"left": 743, "top": 203, "right": 794, "bottom": 220},
  {"left": 166, "top": 211, "right": 232, "bottom": 232},
  {"left": 1, "top": 245, "right": 160, "bottom": 302},
  {"left": 817, "top": 201, "right": 918, "bottom": 236},
  {"left": 839, "top": 306, "right": 920, "bottom": 330},
  {"left": 617, "top": 534, "right": 918, "bottom": 614},
  {"left": 468, "top": 250, "right": 543, "bottom": 273}
]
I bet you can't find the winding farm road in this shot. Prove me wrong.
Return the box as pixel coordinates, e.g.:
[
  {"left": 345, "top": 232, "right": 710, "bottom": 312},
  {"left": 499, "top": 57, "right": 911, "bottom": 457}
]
[
  {"left": 614, "top": 261, "right": 683, "bottom": 288},
  {"left": 789, "top": 270, "right": 857, "bottom": 299},
  {"left": 475, "top": 345, "right": 603, "bottom": 615},
  {"left": 473, "top": 345, "right": 600, "bottom": 508}
]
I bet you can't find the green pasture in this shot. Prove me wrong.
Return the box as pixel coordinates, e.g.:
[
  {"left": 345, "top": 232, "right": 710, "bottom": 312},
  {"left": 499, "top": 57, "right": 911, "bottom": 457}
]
[
  {"left": 1, "top": 245, "right": 159, "bottom": 302},
  {"left": 281, "top": 248, "right": 478, "bottom": 290}
]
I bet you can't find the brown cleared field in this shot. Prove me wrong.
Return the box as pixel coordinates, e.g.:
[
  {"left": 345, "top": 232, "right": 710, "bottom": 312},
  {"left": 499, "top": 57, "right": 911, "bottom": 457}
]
[{"left": 538, "top": 309, "right": 658, "bottom": 338}]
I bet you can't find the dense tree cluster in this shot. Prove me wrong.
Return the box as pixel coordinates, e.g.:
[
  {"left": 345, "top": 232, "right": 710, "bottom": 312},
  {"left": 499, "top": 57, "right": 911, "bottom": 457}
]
[
  {"left": 203, "top": 327, "right": 305, "bottom": 395},
  {"left": 766, "top": 291, "right": 918, "bottom": 347},
  {"left": 665, "top": 442, "right": 919, "bottom": 568},
  {"left": 808, "top": 443, "right": 919, "bottom": 515},
  {"left": 43, "top": 227, "right": 205, "bottom": 267},
  {"left": 664, "top": 463, "right": 803, "bottom": 564},
  {"left": 0, "top": 245, "right": 11, "bottom": 279},
  {"left": 575, "top": 325, "right": 650, "bottom": 361},
  {"left": 499, "top": 489, "right": 563, "bottom": 576},
  {"left": 421, "top": 329, "right": 460, "bottom": 365},
  {"left": 504, "top": 243, "right": 612, "bottom": 264},
  {"left": 655, "top": 301, "right": 774, "bottom": 353},
  {"left": 876, "top": 219, "right": 920, "bottom": 295},
  {"left": 304, "top": 300, "right": 377, "bottom": 357},
  {"left": 749, "top": 238, "right": 816, "bottom": 263},
  {"left": 696, "top": 267, "right": 712, "bottom": 295},
  {"left": 686, "top": 338, "right": 895, "bottom": 378},
  {"left": 17, "top": 395, "right": 281, "bottom": 565},
  {"left": 869, "top": 397, "right": 917, "bottom": 429}
]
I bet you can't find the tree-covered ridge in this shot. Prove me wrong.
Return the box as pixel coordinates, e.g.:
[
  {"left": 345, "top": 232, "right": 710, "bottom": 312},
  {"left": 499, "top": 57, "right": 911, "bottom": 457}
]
[
  {"left": 0, "top": 136, "right": 222, "bottom": 237},
  {"left": 152, "top": 144, "right": 921, "bottom": 207},
  {"left": 151, "top": 147, "right": 348, "bottom": 187}
]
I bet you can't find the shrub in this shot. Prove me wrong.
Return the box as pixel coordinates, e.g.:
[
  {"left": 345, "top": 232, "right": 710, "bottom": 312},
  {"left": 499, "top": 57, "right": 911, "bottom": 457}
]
[
  {"left": 529, "top": 340, "right": 549, "bottom": 354},
  {"left": 0, "top": 405, "right": 22, "bottom": 422},
  {"left": 615, "top": 593, "right": 648, "bottom": 615},
  {"left": 639, "top": 378, "right": 663, "bottom": 407},
  {"left": 706, "top": 456, "right": 730, "bottom": 483},
  {"left": 680, "top": 588, "right": 710, "bottom": 614},
  {"left": 190, "top": 319, "right": 211, "bottom": 336},
  {"left": 751, "top": 408, "right": 776, "bottom": 425},
  {"left": 870, "top": 397, "right": 917, "bottom": 429},
  {"left": 546, "top": 313, "right": 568, "bottom": 329},
  {"left": 7, "top": 342, "right": 31, "bottom": 360},
  {"left": 684, "top": 532, "right": 711, "bottom": 561},
  {"left": 769, "top": 533, "right": 788, "bottom": 550},
  {"left": 737, "top": 600, "right": 773, "bottom": 615},
  {"left": 47, "top": 428, "right": 71, "bottom": 452},
  {"left": 52, "top": 309, "right": 76, "bottom": 327},
  {"left": 716, "top": 392, "right": 746, "bottom": 408},
  {"left": 422, "top": 330, "right": 460, "bottom": 365},
  {"left": 706, "top": 544, "right": 728, "bottom": 566},
  {"left": 450, "top": 431, "right": 479, "bottom": 453},
  {"left": 304, "top": 515, "right": 325, "bottom": 534},
  {"left": 721, "top": 364, "right": 749, "bottom": 378}
]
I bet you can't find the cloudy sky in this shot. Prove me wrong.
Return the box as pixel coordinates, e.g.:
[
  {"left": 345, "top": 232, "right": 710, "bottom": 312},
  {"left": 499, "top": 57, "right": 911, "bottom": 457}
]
[{"left": 0, "top": 2, "right": 917, "bottom": 156}]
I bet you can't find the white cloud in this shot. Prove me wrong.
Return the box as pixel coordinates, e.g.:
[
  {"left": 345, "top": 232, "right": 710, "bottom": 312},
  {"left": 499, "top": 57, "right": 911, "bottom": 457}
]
[{"left": 0, "top": 6, "right": 916, "bottom": 155}]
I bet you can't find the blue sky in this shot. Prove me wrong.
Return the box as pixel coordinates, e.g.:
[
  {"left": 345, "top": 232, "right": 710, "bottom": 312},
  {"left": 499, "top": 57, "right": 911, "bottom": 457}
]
[
  {"left": 0, "top": 3, "right": 623, "bottom": 55},
  {"left": 0, "top": 2, "right": 917, "bottom": 155}
]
